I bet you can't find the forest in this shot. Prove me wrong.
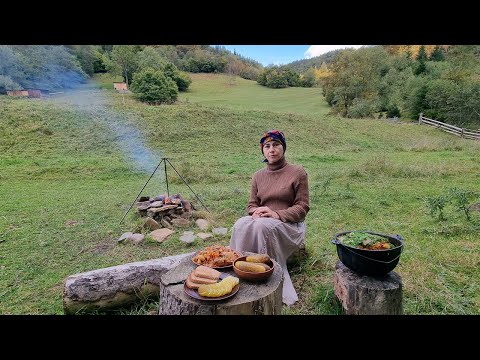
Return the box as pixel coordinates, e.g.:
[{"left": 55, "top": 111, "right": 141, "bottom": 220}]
[{"left": 1, "top": 44, "right": 478, "bottom": 127}]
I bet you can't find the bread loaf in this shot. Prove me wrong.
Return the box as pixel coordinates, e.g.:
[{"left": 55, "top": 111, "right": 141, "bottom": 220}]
[
  {"left": 194, "top": 265, "right": 221, "bottom": 280},
  {"left": 235, "top": 261, "right": 266, "bottom": 273},
  {"left": 246, "top": 254, "right": 270, "bottom": 264},
  {"left": 190, "top": 272, "right": 218, "bottom": 284},
  {"left": 185, "top": 274, "right": 201, "bottom": 289},
  {"left": 254, "top": 262, "right": 271, "bottom": 271}
]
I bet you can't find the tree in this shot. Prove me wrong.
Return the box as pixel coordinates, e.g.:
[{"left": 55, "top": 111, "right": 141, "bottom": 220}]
[
  {"left": 300, "top": 68, "right": 316, "bottom": 87},
  {"left": 4, "top": 45, "right": 87, "bottom": 90},
  {"left": 322, "top": 47, "right": 389, "bottom": 116},
  {"left": 0, "top": 46, "right": 22, "bottom": 92},
  {"left": 130, "top": 68, "right": 178, "bottom": 105},
  {"left": 136, "top": 47, "right": 191, "bottom": 92},
  {"left": 110, "top": 45, "right": 138, "bottom": 86},
  {"left": 314, "top": 62, "right": 331, "bottom": 81},
  {"left": 68, "top": 45, "right": 101, "bottom": 76},
  {"left": 429, "top": 45, "right": 445, "bottom": 61},
  {"left": 137, "top": 47, "right": 166, "bottom": 71},
  {"left": 414, "top": 45, "right": 428, "bottom": 75}
]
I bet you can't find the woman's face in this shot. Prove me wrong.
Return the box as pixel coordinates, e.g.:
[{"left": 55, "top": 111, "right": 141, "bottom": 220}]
[{"left": 262, "top": 140, "right": 284, "bottom": 163}]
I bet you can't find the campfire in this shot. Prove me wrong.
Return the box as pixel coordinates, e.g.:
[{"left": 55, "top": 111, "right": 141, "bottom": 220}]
[{"left": 135, "top": 193, "right": 195, "bottom": 229}]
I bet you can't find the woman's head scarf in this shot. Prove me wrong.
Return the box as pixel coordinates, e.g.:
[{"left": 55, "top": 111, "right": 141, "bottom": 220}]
[{"left": 259, "top": 129, "right": 286, "bottom": 154}]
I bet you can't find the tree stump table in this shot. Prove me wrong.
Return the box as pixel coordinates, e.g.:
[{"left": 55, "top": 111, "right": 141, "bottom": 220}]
[
  {"left": 333, "top": 261, "right": 403, "bottom": 315},
  {"left": 159, "top": 252, "right": 283, "bottom": 315}
]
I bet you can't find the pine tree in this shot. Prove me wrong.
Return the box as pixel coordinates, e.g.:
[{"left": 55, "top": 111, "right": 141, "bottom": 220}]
[
  {"left": 430, "top": 45, "right": 445, "bottom": 61},
  {"left": 416, "top": 46, "right": 428, "bottom": 62}
]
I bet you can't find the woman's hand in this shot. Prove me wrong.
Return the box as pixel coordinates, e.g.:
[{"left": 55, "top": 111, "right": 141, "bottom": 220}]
[{"left": 252, "top": 206, "right": 280, "bottom": 219}]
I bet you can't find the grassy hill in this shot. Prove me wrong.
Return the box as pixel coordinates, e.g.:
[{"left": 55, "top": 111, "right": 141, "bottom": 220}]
[
  {"left": 177, "top": 73, "right": 329, "bottom": 117},
  {"left": 0, "top": 74, "right": 479, "bottom": 315}
]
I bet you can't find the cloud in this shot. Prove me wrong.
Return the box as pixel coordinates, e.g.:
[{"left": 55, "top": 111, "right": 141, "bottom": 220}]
[{"left": 305, "top": 45, "right": 364, "bottom": 59}]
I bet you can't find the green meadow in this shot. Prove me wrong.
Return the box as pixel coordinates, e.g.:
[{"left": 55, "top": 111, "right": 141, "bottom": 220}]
[{"left": 0, "top": 73, "right": 479, "bottom": 315}]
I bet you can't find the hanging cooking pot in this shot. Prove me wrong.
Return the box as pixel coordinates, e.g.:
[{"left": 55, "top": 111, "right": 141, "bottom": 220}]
[{"left": 331, "top": 230, "right": 404, "bottom": 276}]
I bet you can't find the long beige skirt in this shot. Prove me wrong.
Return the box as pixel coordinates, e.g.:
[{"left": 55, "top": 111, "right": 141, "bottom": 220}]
[{"left": 229, "top": 216, "right": 306, "bottom": 306}]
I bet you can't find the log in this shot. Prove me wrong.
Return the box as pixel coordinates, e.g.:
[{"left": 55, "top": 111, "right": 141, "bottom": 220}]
[
  {"left": 159, "top": 252, "right": 283, "bottom": 315},
  {"left": 63, "top": 253, "right": 193, "bottom": 314},
  {"left": 333, "top": 261, "right": 403, "bottom": 315}
]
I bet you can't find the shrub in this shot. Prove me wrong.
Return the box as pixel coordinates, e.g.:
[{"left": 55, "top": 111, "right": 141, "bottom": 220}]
[
  {"left": 130, "top": 68, "right": 178, "bottom": 105},
  {"left": 386, "top": 104, "right": 401, "bottom": 118},
  {"left": 346, "top": 98, "right": 375, "bottom": 118},
  {"left": 175, "top": 71, "right": 192, "bottom": 91}
]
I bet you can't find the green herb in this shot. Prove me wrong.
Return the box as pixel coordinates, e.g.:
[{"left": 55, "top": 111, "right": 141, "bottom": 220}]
[{"left": 338, "top": 231, "right": 388, "bottom": 248}]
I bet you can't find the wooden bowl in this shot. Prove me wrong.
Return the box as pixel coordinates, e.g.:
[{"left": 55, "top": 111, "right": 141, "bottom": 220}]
[{"left": 233, "top": 256, "right": 274, "bottom": 282}]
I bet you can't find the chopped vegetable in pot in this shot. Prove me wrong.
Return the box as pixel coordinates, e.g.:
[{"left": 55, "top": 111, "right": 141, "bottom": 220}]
[{"left": 338, "top": 231, "right": 393, "bottom": 250}]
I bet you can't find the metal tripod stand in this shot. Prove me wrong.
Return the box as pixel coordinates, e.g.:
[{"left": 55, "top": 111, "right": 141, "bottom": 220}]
[{"left": 119, "top": 157, "right": 210, "bottom": 224}]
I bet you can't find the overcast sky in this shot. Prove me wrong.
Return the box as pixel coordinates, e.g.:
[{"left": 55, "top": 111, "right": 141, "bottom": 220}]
[{"left": 220, "top": 45, "right": 365, "bottom": 66}]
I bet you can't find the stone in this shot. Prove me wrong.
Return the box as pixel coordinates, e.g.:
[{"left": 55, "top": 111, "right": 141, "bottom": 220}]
[
  {"left": 212, "top": 227, "right": 228, "bottom": 235},
  {"left": 130, "top": 233, "right": 145, "bottom": 245},
  {"left": 172, "top": 218, "right": 191, "bottom": 228},
  {"left": 148, "top": 201, "right": 164, "bottom": 208},
  {"left": 117, "top": 232, "right": 133, "bottom": 243},
  {"left": 195, "top": 219, "right": 209, "bottom": 230},
  {"left": 161, "top": 218, "right": 173, "bottom": 229},
  {"left": 196, "top": 232, "right": 213, "bottom": 240},
  {"left": 150, "top": 228, "right": 174, "bottom": 242},
  {"left": 180, "top": 231, "right": 196, "bottom": 244},
  {"left": 143, "top": 217, "right": 160, "bottom": 231}
]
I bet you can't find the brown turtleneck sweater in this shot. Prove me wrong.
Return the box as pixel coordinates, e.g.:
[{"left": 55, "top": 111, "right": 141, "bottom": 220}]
[{"left": 247, "top": 157, "right": 310, "bottom": 223}]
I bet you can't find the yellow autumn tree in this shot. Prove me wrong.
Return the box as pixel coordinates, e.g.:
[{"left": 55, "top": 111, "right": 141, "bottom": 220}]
[
  {"left": 314, "top": 62, "right": 331, "bottom": 81},
  {"left": 382, "top": 45, "right": 450, "bottom": 58}
]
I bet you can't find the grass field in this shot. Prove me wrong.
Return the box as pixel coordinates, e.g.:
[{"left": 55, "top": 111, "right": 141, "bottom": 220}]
[
  {"left": 178, "top": 73, "right": 330, "bottom": 117},
  {"left": 0, "top": 73, "right": 479, "bottom": 315}
]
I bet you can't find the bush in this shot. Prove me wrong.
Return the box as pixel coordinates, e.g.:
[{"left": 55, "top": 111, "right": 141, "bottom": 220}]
[
  {"left": 175, "top": 71, "right": 192, "bottom": 91},
  {"left": 386, "top": 104, "right": 401, "bottom": 118},
  {"left": 130, "top": 68, "right": 178, "bottom": 105},
  {"left": 346, "top": 98, "right": 375, "bottom": 118}
]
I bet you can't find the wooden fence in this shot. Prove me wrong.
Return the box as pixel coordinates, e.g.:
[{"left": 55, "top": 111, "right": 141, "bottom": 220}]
[{"left": 418, "top": 113, "right": 480, "bottom": 141}]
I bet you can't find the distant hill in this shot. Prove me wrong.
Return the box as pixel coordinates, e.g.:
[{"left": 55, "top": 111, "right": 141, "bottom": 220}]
[
  {"left": 281, "top": 50, "right": 342, "bottom": 73},
  {"left": 283, "top": 46, "right": 380, "bottom": 73},
  {"left": 150, "top": 45, "right": 263, "bottom": 80}
]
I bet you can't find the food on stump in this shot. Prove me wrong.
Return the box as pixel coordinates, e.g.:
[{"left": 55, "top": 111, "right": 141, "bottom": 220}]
[
  {"left": 235, "top": 261, "right": 266, "bottom": 273},
  {"left": 185, "top": 265, "right": 222, "bottom": 289},
  {"left": 186, "top": 274, "right": 202, "bottom": 290},
  {"left": 254, "top": 262, "right": 271, "bottom": 271},
  {"left": 198, "top": 276, "right": 239, "bottom": 297},
  {"left": 189, "top": 273, "right": 218, "bottom": 284},
  {"left": 246, "top": 254, "right": 271, "bottom": 264},
  {"left": 194, "top": 265, "right": 221, "bottom": 280},
  {"left": 192, "top": 245, "right": 240, "bottom": 267}
]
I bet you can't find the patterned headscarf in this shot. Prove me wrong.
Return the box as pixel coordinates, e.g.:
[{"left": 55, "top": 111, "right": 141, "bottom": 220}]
[{"left": 259, "top": 129, "right": 286, "bottom": 154}]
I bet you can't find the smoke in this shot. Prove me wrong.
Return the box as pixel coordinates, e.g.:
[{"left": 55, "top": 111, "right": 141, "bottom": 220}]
[
  {"left": 108, "top": 115, "right": 163, "bottom": 173},
  {"left": 1, "top": 45, "right": 88, "bottom": 91},
  {"left": 29, "top": 64, "right": 87, "bottom": 90},
  {"left": 49, "top": 88, "right": 164, "bottom": 174}
]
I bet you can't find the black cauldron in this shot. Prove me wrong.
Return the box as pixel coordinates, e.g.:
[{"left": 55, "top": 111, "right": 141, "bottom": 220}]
[{"left": 331, "top": 231, "right": 404, "bottom": 276}]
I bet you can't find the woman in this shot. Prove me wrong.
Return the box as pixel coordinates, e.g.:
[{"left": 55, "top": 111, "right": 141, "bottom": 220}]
[{"left": 229, "top": 129, "right": 310, "bottom": 306}]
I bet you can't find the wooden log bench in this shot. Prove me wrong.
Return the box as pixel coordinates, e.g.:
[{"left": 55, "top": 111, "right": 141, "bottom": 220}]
[
  {"left": 333, "top": 261, "right": 403, "bottom": 315},
  {"left": 159, "top": 252, "right": 283, "bottom": 315},
  {"left": 63, "top": 253, "right": 192, "bottom": 314}
]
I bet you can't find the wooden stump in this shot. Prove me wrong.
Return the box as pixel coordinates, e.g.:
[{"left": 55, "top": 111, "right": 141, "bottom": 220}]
[
  {"left": 333, "top": 261, "right": 403, "bottom": 315},
  {"left": 159, "top": 252, "right": 283, "bottom": 315}
]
